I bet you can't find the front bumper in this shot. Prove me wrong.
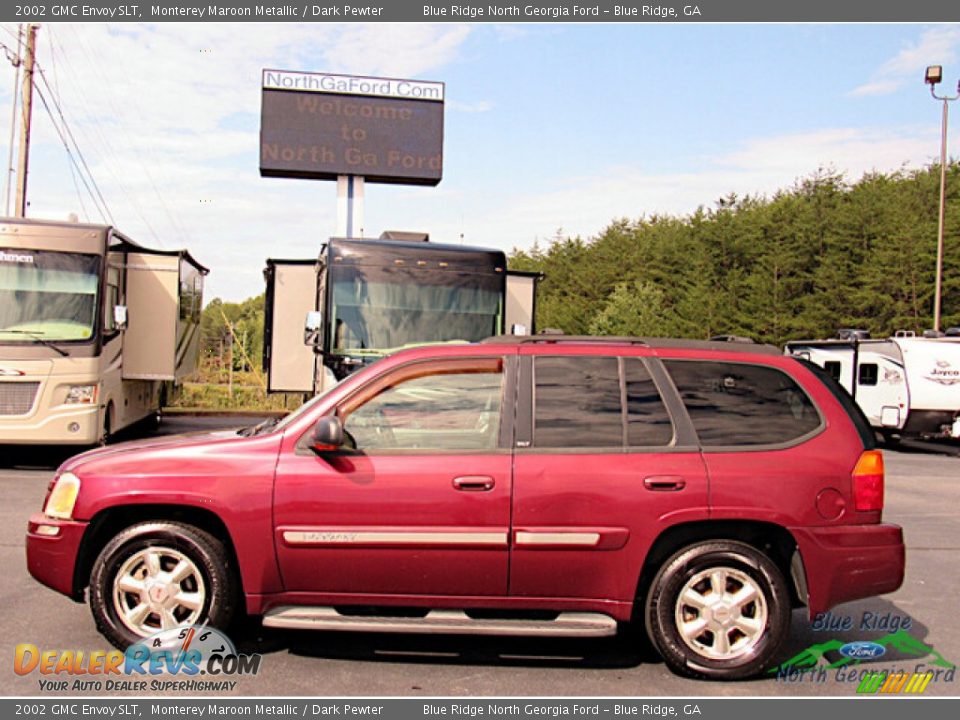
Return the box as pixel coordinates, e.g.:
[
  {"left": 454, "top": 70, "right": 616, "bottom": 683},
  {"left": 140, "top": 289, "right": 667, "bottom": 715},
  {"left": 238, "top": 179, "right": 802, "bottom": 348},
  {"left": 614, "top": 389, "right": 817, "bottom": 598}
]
[
  {"left": 1, "top": 405, "right": 100, "bottom": 445},
  {"left": 26, "top": 513, "right": 89, "bottom": 599},
  {"left": 790, "top": 523, "right": 905, "bottom": 618}
]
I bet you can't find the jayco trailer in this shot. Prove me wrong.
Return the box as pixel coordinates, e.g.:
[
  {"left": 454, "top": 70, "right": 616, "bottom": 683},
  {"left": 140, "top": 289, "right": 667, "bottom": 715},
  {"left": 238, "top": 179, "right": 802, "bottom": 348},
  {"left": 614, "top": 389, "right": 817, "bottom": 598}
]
[
  {"left": 785, "top": 335, "right": 960, "bottom": 440},
  {"left": 0, "top": 218, "right": 207, "bottom": 445},
  {"left": 263, "top": 236, "right": 539, "bottom": 394}
]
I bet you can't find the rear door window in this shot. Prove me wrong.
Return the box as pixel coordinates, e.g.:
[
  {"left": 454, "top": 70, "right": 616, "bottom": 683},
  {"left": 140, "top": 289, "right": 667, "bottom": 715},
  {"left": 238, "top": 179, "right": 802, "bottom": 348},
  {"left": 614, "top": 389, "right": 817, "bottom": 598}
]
[
  {"left": 663, "top": 360, "right": 822, "bottom": 447},
  {"left": 532, "top": 356, "right": 674, "bottom": 449},
  {"left": 624, "top": 359, "right": 675, "bottom": 447},
  {"left": 534, "top": 356, "right": 622, "bottom": 448}
]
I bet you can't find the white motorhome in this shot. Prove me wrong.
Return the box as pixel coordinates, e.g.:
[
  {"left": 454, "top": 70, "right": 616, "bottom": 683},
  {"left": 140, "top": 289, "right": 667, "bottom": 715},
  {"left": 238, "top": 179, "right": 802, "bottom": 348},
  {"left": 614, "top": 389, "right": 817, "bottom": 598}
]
[
  {"left": 785, "top": 334, "right": 960, "bottom": 440},
  {"left": 0, "top": 218, "right": 207, "bottom": 445},
  {"left": 263, "top": 236, "right": 539, "bottom": 394}
]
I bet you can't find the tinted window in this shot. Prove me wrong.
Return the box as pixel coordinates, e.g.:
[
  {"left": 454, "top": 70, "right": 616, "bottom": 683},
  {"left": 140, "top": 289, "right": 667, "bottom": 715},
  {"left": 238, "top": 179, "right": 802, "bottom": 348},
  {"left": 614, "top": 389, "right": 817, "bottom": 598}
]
[
  {"left": 858, "top": 363, "right": 878, "bottom": 386},
  {"left": 664, "top": 360, "right": 821, "bottom": 446},
  {"left": 824, "top": 361, "right": 842, "bottom": 382},
  {"left": 534, "top": 356, "right": 621, "bottom": 448},
  {"left": 624, "top": 359, "right": 674, "bottom": 446}
]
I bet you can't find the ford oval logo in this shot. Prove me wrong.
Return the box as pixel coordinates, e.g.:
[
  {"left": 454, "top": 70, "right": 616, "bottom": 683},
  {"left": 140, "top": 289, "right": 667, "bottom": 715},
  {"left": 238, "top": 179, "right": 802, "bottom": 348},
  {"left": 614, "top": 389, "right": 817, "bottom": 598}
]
[{"left": 839, "top": 641, "right": 887, "bottom": 660}]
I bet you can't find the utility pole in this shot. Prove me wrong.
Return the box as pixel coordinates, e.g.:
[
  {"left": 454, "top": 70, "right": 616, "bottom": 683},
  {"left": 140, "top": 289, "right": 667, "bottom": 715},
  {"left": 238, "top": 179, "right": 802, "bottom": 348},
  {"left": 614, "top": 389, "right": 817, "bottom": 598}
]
[
  {"left": 924, "top": 64, "right": 959, "bottom": 333},
  {"left": 14, "top": 23, "right": 38, "bottom": 219},
  {"left": 3, "top": 25, "right": 23, "bottom": 216}
]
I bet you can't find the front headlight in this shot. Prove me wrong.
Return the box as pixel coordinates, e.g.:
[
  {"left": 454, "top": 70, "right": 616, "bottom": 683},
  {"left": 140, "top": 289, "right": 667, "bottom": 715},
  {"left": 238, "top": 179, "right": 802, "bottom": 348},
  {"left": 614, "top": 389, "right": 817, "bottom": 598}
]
[
  {"left": 65, "top": 385, "right": 98, "bottom": 404},
  {"left": 44, "top": 472, "right": 81, "bottom": 520}
]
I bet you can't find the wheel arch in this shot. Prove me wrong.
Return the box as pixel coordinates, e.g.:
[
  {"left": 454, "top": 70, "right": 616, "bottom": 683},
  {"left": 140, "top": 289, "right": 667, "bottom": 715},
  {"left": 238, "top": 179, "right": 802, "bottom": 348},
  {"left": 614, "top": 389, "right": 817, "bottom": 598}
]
[
  {"left": 633, "top": 519, "right": 804, "bottom": 616},
  {"left": 72, "top": 504, "right": 246, "bottom": 612}
]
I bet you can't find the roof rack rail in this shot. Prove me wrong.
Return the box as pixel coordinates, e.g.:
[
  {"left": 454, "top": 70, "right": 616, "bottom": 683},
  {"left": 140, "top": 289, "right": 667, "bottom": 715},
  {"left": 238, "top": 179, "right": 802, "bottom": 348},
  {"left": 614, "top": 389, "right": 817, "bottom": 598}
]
[
  {"left": 479, "top": 334, "right": 781, "bottom": 355},
  {"left": 479, "top": 335, "right": 649, "bottom": 346}
]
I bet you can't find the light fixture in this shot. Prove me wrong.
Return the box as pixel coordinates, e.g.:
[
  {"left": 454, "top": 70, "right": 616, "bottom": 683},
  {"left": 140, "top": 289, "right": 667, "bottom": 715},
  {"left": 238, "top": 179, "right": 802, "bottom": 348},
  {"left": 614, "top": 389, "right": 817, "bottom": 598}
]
[{"left": 925, "top": 65, "right": 943, "bottom": 85}]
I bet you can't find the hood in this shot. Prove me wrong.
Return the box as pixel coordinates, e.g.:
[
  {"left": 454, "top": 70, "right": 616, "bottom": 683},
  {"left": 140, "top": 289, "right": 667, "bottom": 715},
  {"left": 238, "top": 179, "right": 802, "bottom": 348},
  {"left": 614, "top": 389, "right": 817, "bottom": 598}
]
[{"left": 61, "top": 427, "right": 254, "bottom": 475}]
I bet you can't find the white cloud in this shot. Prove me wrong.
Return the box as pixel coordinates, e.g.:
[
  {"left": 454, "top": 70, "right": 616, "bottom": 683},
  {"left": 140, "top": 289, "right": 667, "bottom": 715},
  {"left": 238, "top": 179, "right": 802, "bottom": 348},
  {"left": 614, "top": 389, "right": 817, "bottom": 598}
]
[
  {"left": 317, "top": 24, "right": 471, "bottom": 77},
  {"left": 851, "top": 26, "right": 960, "bottom": 97},
  {"left": 447, "top": 99, "right": 493, "bottom": 113}
]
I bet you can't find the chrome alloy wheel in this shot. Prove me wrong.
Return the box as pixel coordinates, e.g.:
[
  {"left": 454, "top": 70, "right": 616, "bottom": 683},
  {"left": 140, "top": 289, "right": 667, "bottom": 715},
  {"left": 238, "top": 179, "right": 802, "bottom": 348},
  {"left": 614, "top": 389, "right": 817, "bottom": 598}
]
[
  {"left": 112, "top": 546, "right": 206, "bottom": 636},
  {"left": 673, "top": 566, "right": 768, "bottom": 660}
]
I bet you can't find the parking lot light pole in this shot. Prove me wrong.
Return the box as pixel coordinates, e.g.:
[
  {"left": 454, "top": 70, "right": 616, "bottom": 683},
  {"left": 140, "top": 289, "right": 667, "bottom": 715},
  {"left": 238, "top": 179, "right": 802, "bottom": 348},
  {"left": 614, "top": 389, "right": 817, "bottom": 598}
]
[{"left": 925, "top": 65, "right": 959, "bottom": 333}]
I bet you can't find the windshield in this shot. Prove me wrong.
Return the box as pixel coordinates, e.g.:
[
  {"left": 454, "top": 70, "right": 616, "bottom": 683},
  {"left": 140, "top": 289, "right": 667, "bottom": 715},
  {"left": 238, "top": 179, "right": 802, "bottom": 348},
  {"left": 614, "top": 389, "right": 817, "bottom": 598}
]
[
  {"left": 0, "top": 249, "right": 100, "bottom": 342},
  {"left": 328, "top": 266, "right": 503, "bottom": 355}
]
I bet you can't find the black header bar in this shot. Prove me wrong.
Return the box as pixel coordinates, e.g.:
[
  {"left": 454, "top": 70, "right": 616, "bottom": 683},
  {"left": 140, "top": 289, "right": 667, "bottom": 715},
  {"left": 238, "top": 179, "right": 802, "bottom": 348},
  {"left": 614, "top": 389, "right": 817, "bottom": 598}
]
[{"left": 4, "top": 1, "right": 960, "bottom": 23}]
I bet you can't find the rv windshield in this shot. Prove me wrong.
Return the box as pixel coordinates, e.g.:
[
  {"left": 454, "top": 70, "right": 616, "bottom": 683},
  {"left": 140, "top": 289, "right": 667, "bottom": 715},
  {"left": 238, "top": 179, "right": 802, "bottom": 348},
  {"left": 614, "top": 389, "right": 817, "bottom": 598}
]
[
  {"left": 0, "top": 249, "right": 100, "bottom": 342},
  {"left": 328, "top": 265, "right": 503, "bottom": 355}
]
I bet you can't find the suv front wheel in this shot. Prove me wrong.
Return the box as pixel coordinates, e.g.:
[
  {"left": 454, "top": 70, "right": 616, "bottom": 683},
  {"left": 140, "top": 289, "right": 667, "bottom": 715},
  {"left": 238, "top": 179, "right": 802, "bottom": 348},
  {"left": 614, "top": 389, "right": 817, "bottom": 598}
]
[
  {"left": 89, "top": 521, "right": 237, "bottom": 649},
  {"left": 644, "top": 540, "right": 789, "bottom": 680}
]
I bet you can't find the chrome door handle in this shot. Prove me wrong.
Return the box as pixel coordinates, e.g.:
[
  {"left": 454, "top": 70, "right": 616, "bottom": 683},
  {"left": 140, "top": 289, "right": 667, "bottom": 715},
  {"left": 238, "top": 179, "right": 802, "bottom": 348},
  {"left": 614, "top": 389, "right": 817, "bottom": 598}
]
[
  {"left": 452, "top": 476, "right": 495, "bottom": 491},
  {"left": 643, "top": 475, "right": 686, "bottom": 491}
]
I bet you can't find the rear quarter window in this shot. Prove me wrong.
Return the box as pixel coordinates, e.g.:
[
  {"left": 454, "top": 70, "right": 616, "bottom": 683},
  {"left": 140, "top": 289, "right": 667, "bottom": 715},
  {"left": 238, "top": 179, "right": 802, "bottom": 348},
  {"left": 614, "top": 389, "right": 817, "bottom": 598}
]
[{"left": 664, "top": 360, "right": 822, "bottom": 447}]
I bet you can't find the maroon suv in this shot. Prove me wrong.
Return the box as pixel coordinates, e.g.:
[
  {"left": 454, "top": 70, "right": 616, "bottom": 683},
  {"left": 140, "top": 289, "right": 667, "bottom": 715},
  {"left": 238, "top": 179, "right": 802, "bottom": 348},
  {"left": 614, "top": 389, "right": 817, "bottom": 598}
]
[{"left": 26, "top": 336, "right": 905, "bottom": 679}]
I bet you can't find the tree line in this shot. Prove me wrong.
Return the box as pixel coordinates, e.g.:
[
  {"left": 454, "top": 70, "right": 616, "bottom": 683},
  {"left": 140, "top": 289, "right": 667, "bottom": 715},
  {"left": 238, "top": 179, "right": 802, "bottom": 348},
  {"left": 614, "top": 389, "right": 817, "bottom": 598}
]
[
  {"left": 195, "top": 162, "right": 959, "bottom": 370},
  {"left": 509, "top": 164, "right": 960, "bottom": 345}
]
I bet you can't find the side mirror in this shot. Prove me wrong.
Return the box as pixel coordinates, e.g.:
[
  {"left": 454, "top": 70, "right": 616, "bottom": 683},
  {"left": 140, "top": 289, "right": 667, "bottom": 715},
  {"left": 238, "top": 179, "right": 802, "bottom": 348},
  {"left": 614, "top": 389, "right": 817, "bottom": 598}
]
[
  {"left": 304, "top": 310, "right": 323, "bottom": 347},
  {"left": 310, "top": 415, "right": 343, "bottom": 452},
  {"left": 113, "top": 305, "right": 128, "bottom": 331}
]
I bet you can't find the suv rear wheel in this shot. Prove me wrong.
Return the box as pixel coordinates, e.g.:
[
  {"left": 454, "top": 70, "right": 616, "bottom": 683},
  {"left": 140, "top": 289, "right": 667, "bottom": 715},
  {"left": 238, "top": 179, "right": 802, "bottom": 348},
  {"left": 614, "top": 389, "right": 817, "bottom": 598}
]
[
  {"left": 89, "top": 521, "right": 237, "bottom": 649},
  {"left": 644, "top": 540, "right": 789, "bottom": 680}
]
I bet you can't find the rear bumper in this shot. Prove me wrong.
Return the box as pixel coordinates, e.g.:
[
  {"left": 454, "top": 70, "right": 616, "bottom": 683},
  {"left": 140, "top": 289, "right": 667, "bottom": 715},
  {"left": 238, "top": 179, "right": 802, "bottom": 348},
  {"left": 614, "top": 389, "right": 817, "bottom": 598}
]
[
  {"left": 790, "top": 523, "right": 904, "bottom": 618},
  {"left": 25, "top": 513, "right": 88, "bottom": 599}
]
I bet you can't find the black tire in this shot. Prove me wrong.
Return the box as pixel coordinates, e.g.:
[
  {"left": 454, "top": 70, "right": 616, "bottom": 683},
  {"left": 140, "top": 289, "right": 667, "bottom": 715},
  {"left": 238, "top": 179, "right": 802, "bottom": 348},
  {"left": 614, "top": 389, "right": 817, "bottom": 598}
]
[
  {"left": 89, "top": 521, "right": 238, "bottom": 650},
  {"left": 98, "top": 405, "right": 112, "bottom": 446},
  {"left": 644, "top": 540, "right": 790, "bottom": 680}
]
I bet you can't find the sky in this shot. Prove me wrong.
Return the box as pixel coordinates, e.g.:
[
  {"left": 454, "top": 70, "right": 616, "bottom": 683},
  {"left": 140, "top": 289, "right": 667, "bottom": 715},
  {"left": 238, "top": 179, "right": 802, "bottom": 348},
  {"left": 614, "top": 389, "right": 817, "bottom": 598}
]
[{"left": 0, "top": 22, "right": 958, "bottom": 302}]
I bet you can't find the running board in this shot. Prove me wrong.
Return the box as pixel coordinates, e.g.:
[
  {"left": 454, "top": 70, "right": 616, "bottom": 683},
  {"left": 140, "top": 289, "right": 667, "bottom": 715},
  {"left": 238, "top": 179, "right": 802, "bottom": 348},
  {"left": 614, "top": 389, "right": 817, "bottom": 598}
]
[{"left": 262, "top": 607, "right": 618, "bottom": 637}]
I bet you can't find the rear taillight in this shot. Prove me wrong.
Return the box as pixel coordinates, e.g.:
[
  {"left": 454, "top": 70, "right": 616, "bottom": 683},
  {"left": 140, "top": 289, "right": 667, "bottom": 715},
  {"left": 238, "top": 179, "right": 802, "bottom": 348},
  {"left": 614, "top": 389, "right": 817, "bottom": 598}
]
[{"left": 852, "top": 450, "right": 884, "bottom": 512}]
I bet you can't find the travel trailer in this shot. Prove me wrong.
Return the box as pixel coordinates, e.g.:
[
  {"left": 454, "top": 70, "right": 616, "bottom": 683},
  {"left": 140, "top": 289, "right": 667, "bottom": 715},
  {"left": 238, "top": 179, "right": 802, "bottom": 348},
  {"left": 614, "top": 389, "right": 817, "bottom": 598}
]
[
  {"left": 0, "top": 218, "right": 207, "bottom": 445},
  {"left": 785, "top": 333, "right": 960, "bottom": 440},
  {"left": 263, "top": 236, "right": 539, "bottom": 393}
]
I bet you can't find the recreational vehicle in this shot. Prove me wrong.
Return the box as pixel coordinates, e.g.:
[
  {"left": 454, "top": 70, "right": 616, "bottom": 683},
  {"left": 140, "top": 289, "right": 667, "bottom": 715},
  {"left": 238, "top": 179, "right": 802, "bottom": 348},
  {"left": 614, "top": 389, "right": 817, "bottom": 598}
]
[
  {"left": 785, "top": 333, "right": 960, "bottom": 440},
  {"left": 0, "top": 218, "right": 207, "bottom": 445},
  {"left": 262, "top": 236, "right": 539, "bottom": 393}
]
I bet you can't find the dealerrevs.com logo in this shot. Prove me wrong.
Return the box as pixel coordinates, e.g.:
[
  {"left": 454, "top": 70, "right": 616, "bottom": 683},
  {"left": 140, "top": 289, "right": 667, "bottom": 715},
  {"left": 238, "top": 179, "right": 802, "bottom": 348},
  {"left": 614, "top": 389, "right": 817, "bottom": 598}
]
[{"left": 14, "top": 625, "right": 261, "bottom": 692}]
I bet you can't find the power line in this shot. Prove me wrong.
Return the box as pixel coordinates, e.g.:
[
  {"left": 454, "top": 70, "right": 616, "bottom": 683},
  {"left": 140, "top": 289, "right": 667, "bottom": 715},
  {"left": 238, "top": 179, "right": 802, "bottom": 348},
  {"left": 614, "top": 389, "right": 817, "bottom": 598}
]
[
  {"left": 63, "top": 26, "right": 187, "bottom": 244},
  {"left": 2, "top": 26, "right": 21, "bottom": 216},
  {"left": 40, "top": 25, "right": 88, "bottom": 221},
  {"left": 34, "top": 67, "right": 115, "bottom": 224},
  {"left": 32, "top": 80, "right": 113, "bottom": 223},
  {"left": 43, "top": 28, "right": 165, "bottom": 242},
  {"left": 1, "top": 35, "right": 108, "bottom": 222}
]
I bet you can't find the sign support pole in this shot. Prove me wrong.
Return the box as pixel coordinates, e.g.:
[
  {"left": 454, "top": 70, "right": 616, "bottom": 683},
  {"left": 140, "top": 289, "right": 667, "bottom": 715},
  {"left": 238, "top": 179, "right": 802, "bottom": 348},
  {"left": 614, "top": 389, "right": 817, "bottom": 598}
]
[{"left": 336, "top": 175, "right": 364, "bottom": 238}]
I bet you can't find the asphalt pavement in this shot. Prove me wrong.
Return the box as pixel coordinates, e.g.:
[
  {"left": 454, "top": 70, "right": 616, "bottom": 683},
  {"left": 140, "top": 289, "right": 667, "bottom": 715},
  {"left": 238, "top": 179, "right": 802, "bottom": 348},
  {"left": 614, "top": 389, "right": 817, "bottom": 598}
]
[{"left": 1, "top": 416, "right": 957, "bottom": 697}]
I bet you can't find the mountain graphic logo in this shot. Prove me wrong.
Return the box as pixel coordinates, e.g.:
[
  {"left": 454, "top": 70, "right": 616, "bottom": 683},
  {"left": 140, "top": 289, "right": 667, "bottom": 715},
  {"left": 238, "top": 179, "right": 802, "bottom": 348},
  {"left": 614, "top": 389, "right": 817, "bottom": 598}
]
[{"left": 770, "top": 629, "right": 956, "bottom": 674}]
